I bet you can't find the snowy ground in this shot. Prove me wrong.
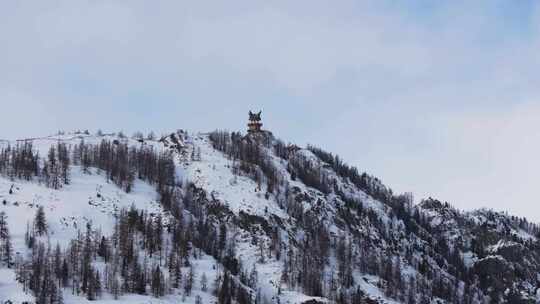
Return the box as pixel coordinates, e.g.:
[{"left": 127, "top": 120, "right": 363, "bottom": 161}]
[
  {"left": 0, "top": 166, "right": 163, "bottom": 252},
  {"left": 181, "top": 135, "right": 328, "bottom": 303},
  {"left": 180, "top": 135, "right": 288, "bottom": 220},
  {"left": 61, "top": 253, "right": 220, "bottom": 304},
  {"left": 0, "top": 132, "right": 401, "bottom": 304},
  {"left": 0, "top": 268, "right": 33, "bottom": 304}
]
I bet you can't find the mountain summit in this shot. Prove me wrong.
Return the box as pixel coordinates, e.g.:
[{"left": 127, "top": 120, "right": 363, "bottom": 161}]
[{"left": 0, "top": 130, "right": 538, "bottom": 304}]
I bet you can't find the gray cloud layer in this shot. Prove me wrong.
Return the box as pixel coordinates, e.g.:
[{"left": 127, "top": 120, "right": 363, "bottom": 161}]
[{"left": 2, "top": 1, "right": 540, "bottom": 220}]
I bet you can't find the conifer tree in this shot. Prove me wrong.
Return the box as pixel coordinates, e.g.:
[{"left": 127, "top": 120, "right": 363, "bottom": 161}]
[
  {"left": 218, "top": 272, "right": 231, "bottom": 304},
  {"left": 184, "top": 266, "right": 194, "bottom": 296},
  {"left": 201, "top": 273, "right": 208, "bottom": 292},
  {"left": 249, "top": 264, "right": 258, "bottom": 289},
  {"left": 0, "top": 212, "right": 12, "bottom": 267},
  {"left": 34, "top": 206, "right": 47, "bottom": 236},
  {"left": 3, "top": 232, "right": 12, "bottom": 267},
  {"left": 95, "top": 270, "right": 102, "bottom": 299},
  {"left": 151, "top": 265, "right": 164, "bottom": 298}
]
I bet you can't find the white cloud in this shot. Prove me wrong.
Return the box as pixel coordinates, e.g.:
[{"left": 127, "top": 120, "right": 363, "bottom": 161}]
[{"left": 2, "top": 1, "right": 540, "bottom": 220}]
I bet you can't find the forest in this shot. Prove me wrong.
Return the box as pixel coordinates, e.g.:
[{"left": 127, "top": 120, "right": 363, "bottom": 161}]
[{"left": 1, "top": 131, "right": 540, "bottom": 304}]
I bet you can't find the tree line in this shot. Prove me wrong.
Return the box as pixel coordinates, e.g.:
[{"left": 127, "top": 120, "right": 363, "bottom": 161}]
[
  {"left": 13, "top": 179, "right": 258, "bottom": 303},
  {"left": 0, "top": 139, "right": 176, "bottom": 194}
]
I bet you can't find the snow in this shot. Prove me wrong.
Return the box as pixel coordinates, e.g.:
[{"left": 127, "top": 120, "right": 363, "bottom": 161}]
[
  {"left": 462, "top": 251, "right": 477, "bottom": 268},
  {"left": 0, "top": 166, "right": 163, "bottom": 252},
  {"left": 1, "top": 133, "right": 174, "bottom": 160},
  {"left": 487, "top": 240, "right": 519, "bottom": 254},
  {"left": 513, "top": 228, "right": 535, "bottom": 241},
  {"left": 0, "top": 133, "right": 295, "bottom": 304},
  {"left": 357, "top": 276, "right": 401, "bottom": 304},
  {"left": 4, "top": 130, "right": 516, "bottom": 303},
  {"left": 0, "top": 164, "right": 222, "bottom": 304},
  {"left": 180, "top": 135, "right": 288, "bottom": 220},
  {"left": 0, "top": 268, "right": 33, "bottom": 304}
]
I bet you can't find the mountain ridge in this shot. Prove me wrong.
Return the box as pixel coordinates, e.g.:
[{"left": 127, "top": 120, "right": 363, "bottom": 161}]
[{"left": 0, "top": 129, "right": 538, "bottom": 304}]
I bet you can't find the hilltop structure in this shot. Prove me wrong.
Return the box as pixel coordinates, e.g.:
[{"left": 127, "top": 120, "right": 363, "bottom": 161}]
[{"left": 247, "top": 111, "right": 263, "bottom": 133}]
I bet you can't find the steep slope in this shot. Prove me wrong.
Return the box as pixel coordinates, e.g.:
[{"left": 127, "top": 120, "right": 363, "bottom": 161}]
[{"left": 0, "top": 130, "right": 539, "bottom": 304}]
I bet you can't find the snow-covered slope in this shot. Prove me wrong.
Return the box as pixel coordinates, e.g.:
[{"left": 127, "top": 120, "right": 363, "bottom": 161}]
[
  {"left": 1, "top": 167, "right": 162, "bottom": 248},
  {"left": 1, "top": 130, "right": 540, "bottom": 304},
  {"left": 0, "top": 132, "right": 338, "bottom": 304}
]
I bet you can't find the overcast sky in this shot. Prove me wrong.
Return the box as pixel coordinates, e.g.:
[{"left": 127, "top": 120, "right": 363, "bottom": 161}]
[{"left": 2, "top": 1, "right": 540, "bottom": 220}]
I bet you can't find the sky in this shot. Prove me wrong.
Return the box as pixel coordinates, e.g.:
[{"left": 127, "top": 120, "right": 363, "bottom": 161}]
[{"left": 2, "top": 0, "right": 540, "bottom": 220}]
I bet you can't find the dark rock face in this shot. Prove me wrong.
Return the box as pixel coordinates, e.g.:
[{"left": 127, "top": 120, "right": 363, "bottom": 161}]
[
  {"left": 474, "top": 256, "right": 515, "bottom": 300},
  {"left": 494, "top": 242, "right": 526, "bottom": 263}
]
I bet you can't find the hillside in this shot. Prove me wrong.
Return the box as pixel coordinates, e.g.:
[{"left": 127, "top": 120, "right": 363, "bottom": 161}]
[{"left": 0, "top": 130, "right": 539, "bottom": 304}]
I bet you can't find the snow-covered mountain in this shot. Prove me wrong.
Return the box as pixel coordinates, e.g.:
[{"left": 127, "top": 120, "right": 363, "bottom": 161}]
[{"left": 0, "top": 130, "right": 539, "bottom": 304}]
